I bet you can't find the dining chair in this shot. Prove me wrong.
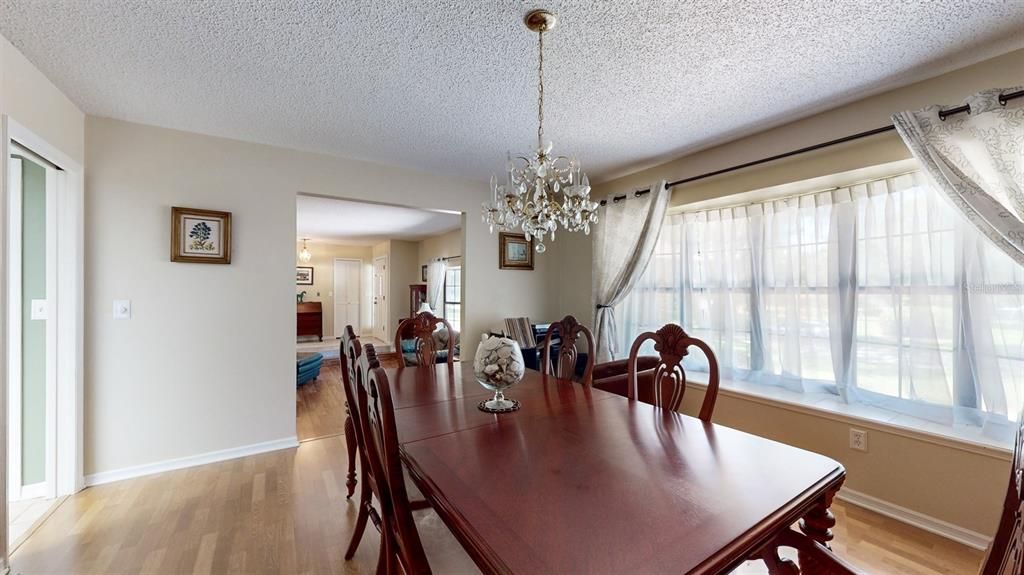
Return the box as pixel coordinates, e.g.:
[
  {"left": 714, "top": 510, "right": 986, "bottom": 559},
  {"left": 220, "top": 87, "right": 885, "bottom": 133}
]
[
  {"left": 359, "top": 363, "right": 432, "bottom": 574},
  {"left": 626, "top": 323, "right": 720, "bottom": 421},
  {"left": 341, "top": 326, "right": 360, "bottom": 499},
  {"left": 342, "top": 332, "right": 375, "bottom": 560},
  {"left": 345, "top": 340, "right": 430, "bottom": 564},
  {"left": 394, "top": 311, "right": 455, "bottom": 367},
  {"left": 540, "top": 315, "right": 595, "bottom": 385}
]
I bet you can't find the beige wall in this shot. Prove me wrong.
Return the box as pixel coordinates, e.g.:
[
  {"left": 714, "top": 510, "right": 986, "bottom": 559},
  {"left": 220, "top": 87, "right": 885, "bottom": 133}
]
[
  {"left": 0, "top": 34, "right": 85, "bottom": 165},
  {"left": 85, "top": 117, "right": 556, "bottom": 477},
  {"left": 386, "top": 240, "right": 420, "bottom": 327},
  {"left": 0, "top": 31, "right": 86, "bottom": 569},
  {"left": 295, "top": 241, "right": 373, "bottom": 338},
  {"left": 417, "top": 228, "right": 462, "bottom": 269},
  {"left": 551, "top": 48, "right": 1024, "bottom": 537}
]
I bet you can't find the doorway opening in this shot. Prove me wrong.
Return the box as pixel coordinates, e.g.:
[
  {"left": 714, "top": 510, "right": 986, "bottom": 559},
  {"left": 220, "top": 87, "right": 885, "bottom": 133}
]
[
  {"left": 4, "top": 119, "right": 84, "bottom": 554},
  {"left": 293, "top": 194, "right": 464, "bottom": 442}
]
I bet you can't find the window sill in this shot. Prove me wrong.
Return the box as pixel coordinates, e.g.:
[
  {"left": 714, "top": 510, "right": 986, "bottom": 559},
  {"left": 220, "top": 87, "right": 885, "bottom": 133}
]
[{"left": 686, "top": 373, "right": 1013, "bottom": 461}]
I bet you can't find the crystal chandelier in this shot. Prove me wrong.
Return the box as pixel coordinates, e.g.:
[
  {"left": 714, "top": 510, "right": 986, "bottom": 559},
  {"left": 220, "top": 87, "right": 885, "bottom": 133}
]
[
  {"left": 298, "top": 238, "right": 312, "bottom": 263},
  {"left": 482, "top": 10, "right": 599, "bottom": 254}
]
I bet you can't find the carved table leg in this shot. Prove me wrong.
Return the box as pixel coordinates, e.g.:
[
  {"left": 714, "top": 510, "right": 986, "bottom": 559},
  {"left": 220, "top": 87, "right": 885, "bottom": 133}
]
[
  {"left": 758, "top": 546, "right": 799, "bottom": 575},
  {"left": 798, "top": 480, "right": 843, "bottom": 573},
  {"left": 344, "top": 405, "right": 358, "bottom": 499}
]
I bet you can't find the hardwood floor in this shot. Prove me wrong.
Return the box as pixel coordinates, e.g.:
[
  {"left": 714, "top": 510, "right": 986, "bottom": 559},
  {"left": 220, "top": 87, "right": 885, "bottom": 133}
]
[
  {"left": 19, "top": 359, "right": 982, "bottom": 574},
  {"left": 296, "top": 359, "right": 346, "bottom": 442},
  {"left": 296, "top": 354, "right": 401, "bottom": 442}
]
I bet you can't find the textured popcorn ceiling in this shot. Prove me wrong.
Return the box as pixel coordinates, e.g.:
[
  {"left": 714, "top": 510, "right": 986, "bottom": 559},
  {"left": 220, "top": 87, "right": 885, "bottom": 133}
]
[{"left": 2, "top": 1, "right": 1022, "bottom": 182}]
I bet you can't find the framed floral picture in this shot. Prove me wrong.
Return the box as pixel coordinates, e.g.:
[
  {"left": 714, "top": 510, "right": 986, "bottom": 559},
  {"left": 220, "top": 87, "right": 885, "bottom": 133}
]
[
  {"left": 296, "top": 266, "right": 314, "bottom": 285},
  {"left": 499, "top": 232, "right": 534, "bottom": 270},
  {"left": 171, "top": 207, "right": 232, "bottom": 264}
]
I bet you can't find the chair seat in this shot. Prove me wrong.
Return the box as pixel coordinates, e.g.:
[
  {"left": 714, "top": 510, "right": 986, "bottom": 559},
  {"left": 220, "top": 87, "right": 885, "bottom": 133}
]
[{"left": 402, "top": 349, "right": 453, "bottom": 366}]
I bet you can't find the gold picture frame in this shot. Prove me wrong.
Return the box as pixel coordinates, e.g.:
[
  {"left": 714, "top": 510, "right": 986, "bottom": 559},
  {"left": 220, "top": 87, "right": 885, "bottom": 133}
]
[
  {"left": 499, "top": 232, "right": 534, "bottom": 270},
  {"left": 171, "top": 206, "right": 232, "bottom": 264}
]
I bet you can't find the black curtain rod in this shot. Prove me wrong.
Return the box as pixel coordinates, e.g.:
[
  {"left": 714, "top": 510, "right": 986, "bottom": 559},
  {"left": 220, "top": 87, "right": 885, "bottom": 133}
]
[{"left": 601, "top": 88, "right": 1024, "bottom": 205}]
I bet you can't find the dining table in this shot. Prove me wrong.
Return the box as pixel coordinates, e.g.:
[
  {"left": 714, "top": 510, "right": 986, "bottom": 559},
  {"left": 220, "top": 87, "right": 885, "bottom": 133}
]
[{"left": 383, "top": 361, "right": 846, "bottom": 574}]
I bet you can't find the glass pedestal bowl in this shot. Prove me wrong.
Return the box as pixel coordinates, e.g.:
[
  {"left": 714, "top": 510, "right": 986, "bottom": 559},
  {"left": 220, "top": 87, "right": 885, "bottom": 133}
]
[{"left": 473, "top": 336, "right": 525, "bottom": 413}]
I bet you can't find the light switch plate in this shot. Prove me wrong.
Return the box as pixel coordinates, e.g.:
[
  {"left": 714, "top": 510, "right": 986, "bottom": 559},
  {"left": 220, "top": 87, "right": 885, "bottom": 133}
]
[
  {"left": 30, "top": 299, "right": 48, "bottom": 320},
  {"left": 113, "top": 299, "right": 131, "bottom": 320}
]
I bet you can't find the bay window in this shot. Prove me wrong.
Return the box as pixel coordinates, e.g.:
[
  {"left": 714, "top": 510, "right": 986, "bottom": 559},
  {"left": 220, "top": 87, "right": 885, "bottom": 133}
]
[{"left": 617, "top": 170, "right": 1024, "bottom": 436}]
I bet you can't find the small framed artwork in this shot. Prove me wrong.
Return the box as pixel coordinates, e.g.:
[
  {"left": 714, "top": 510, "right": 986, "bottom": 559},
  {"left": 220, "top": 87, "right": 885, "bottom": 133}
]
[
  {"left": 421, "top": 265, "right": 428, "bottom": 282},
  {"left": 499, "top": 232, "right": 534, "bottom": 270},
  {"left": 296, "top": 266, "right": 314, "bottom": 285},
  {"left": 171, "top": 207, "right": 232, "bottom": 264}
]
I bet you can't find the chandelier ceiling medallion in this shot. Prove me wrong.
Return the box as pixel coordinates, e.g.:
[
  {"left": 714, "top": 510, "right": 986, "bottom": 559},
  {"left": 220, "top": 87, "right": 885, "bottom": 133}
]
[{"left": 482, "top": 9, "right": 599, "bottom": 254}]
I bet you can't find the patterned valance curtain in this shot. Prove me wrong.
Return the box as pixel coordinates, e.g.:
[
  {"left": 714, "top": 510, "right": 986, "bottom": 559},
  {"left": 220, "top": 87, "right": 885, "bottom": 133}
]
[
  {"left": 892, "top": 87, "right": 1024, "bottom": 265},
  {"left": 592, "top": 181, "right": 670, "bottom": 362}
]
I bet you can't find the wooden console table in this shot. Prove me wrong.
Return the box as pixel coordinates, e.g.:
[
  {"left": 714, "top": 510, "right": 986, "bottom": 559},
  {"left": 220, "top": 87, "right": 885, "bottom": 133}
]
[{"left": 297, "top": 301, "right": 323, "bottom": 341}]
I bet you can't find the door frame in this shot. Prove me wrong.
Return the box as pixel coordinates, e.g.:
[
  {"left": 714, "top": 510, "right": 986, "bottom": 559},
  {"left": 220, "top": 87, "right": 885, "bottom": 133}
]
[
  {"left": 373, "top": 255, "right": 388, "bottom": 341},
  {"left": 2, "top": 116, "right": 85, "bottom": 511},
  {"left": 332, "top": 258, "right": 362, "bottom": 338}
]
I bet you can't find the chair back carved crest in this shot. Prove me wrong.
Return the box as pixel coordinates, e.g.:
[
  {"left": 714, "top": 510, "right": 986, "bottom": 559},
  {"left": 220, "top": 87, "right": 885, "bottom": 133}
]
[
  {"left": 541, "top": 315, "right": 595, "bottom": 384},
  {"left": 981, "top": 407, "right": 1024, "bottom": 575},
  {"left": 395, "top": 312, "right": 455, "bottom": 366},
  {"left": 358, "top": 364, "right": 431, "bottom": 574},
  {"left": 342, "top": 326, "right": 361, "bottom": 399},
  {"left": 626, "top": 323, "right": 720, "bottom": 421}
]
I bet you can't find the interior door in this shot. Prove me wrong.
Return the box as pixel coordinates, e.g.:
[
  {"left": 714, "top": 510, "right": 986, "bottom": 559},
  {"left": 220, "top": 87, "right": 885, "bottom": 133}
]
[
  {"left": 333, "top": 259, "right": 361, "bottom": 337},
  {"left": 373, "top": 256, "right": 388, "bottom": 340},
  {"left": 7, "top": 148, "right": 58, "bottom": 503}
]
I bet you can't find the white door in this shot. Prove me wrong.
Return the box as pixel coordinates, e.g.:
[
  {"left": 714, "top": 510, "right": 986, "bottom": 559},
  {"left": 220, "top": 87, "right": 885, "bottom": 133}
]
[
  {"left": 333, "top": 259, "right": 361, "bottom": 337},
  {"left": 373, "top": 256, "right": 388, "bottom": 341}
]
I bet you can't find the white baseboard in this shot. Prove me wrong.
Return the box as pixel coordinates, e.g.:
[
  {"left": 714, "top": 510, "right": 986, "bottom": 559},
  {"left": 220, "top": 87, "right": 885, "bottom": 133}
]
[
  {"left": 84, "top": 436, "right": 299, "bottom": 487},
  {"left": 837, "top": 487, "right": 991, "bottom": 550}
]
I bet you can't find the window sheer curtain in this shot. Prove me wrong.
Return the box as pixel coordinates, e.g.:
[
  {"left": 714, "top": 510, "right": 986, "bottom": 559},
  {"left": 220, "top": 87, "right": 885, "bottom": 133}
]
[
  {"left": 426, "top": 259, "right": 447, "bottom": 313},
  {"left": 617, "top": 172, "right": 1024, "bottom": 436}
]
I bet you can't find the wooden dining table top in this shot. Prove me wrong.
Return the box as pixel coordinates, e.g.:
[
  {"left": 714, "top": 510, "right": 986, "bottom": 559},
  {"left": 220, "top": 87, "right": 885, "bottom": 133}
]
[{"left": 386, "top": 362, "right": 846, "bottom": 575}]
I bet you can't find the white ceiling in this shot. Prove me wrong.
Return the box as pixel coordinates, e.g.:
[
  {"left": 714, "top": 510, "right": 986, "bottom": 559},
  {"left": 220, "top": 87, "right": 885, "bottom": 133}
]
[
  {"left": 296, "top": 196, "right": 460, "bottom": 245},
  {"left": 2, "top": 1, "right": 1022, "bottom": 182}
]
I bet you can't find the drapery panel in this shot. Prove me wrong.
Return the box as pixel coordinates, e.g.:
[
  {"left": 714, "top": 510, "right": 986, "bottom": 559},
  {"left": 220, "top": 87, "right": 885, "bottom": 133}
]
[
  {"left": 616, "top": 171, "right": 1024, "bottom": 435},
  {"left": 893, "top": 87, "right": 1024, "bottom": 265},
  {"left": 426, "top": 259, "right": 447, "bottom": 314},
  {"left": 592, "top": 181, "right": 670, "bottom": 362}
]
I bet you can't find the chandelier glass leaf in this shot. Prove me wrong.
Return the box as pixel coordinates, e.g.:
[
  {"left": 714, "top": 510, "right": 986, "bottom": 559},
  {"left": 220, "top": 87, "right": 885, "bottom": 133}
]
[{"left": 482, "top": 10, "right": 599, "bottom": 254}]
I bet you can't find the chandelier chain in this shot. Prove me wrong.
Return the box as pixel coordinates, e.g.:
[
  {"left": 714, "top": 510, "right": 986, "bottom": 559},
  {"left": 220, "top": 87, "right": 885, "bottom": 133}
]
[{"left": 537, "top": 29, "right": 544, "bottom": 151}]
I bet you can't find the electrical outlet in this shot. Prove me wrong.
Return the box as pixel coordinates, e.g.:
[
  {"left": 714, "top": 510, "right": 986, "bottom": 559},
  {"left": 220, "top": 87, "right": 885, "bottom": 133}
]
[{"left": 849, "top": 428, "right": 868, "bottom": 452}]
